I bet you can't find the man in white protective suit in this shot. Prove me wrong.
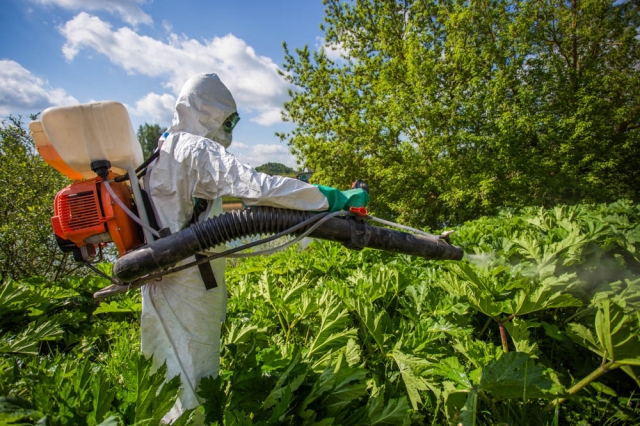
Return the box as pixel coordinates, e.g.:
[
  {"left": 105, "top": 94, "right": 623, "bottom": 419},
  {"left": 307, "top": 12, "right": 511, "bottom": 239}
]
[{"left": 142, "top": 73, "right": 368, "bottom": 423}]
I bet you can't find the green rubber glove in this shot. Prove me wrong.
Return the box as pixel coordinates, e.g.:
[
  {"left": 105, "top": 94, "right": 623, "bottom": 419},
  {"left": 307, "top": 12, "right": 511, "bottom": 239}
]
[{"left": 315, "top": 185, "right": 370, "bottom": 212}]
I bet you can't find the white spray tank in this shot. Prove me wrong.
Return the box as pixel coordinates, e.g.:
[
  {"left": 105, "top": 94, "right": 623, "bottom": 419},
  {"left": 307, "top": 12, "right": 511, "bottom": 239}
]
[{"left": 35, "top": 101, "right": 155, "bottom": 243}]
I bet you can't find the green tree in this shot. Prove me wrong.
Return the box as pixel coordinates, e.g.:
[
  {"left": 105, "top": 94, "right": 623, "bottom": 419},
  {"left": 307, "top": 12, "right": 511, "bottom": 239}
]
[
  {"left": 136, "top": 123, "right": 164, "bottom": 159},
  {"left": 255, "top": 162, "right": 296, "bottom": 176},
  {"left": 280, "top": 0, "right": 640, "bottom": 227},
  {"left": 0, "top": 116, "right": 75, "bottom": 282}
]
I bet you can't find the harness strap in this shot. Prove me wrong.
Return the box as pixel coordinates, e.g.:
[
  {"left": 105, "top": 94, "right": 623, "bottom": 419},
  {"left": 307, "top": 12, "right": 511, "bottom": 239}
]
[{"left": 195, "top": 254, "right": 218, "bottom": 289}]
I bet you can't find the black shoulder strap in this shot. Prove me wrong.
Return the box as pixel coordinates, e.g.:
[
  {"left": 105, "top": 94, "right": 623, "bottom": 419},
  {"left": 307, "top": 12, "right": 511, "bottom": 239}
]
[
  {"left": 191, "top": 199, "right": 218, "bottom": 290},
  {"left": 195, "top": 254, "right": 218, "bottom": 289}
]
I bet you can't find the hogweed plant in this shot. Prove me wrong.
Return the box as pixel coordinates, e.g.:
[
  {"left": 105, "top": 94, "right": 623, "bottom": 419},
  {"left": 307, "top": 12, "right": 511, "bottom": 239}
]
[{"left": 1, "top": 201, "right": 639, "bottom": 425}]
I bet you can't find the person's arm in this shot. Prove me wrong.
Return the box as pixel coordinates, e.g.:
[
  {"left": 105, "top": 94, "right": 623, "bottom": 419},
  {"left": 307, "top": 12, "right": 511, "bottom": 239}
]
[{"left": 189, "top": 137, "right": 329, "bottom": 211}]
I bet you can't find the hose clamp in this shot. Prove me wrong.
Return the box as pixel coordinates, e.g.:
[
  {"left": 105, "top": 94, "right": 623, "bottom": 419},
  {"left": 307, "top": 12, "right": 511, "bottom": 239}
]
[{"left": 343, "top": 217, "right": 369, "bottom": 250}]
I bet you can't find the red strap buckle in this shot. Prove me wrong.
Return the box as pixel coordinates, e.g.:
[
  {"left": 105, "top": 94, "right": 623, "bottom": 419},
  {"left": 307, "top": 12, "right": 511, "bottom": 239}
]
[{"left": 349, "top": 206, "right": 368, "bottom": 217}]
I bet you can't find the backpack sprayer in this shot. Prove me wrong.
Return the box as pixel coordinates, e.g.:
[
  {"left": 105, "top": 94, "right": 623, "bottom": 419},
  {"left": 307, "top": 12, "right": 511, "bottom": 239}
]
[{"left": 31, "top": 101, "right": 464, "bottom": 299}]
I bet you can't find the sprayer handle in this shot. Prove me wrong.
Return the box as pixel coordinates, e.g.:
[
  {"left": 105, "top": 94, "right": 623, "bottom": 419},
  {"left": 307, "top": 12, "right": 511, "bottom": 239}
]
[{"left": 351, "top": 179, "right": 369, "bottom": 193}]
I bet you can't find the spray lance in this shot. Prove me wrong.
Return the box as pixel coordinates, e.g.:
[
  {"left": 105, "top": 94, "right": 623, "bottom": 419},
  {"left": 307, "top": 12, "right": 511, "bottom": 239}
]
[{"left": 31, "top": 101, "right": 464, "bottom": 299}]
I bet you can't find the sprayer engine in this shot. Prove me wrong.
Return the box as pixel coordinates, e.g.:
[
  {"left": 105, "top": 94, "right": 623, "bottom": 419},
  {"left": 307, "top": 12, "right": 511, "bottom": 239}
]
[
  {"left": 30, "top": 100, "right": 149, "bottom": 263},
  {"left": 52, "top": 176, "right": 141, "bottom": 261}
]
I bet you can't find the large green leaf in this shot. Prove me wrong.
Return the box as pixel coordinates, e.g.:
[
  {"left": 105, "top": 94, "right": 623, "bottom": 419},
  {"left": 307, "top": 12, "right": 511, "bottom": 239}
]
[
  {"left": 427, "top": 357, "right": 473, "bottom": 389},
  {"left": 503, "top": 318, "right": 538, "bottom": 354},
  {"left": 479, "top": 352, "right": 556, "bottom": 399},
  {"left": 119, "top": 355, "right": 184, "bottom": 425},
  {"left": 261, "top": 352, "right": 306, "bottom": 410},
  {"left": 0, "top": 319, "right": 64, "bottom": 355},
  {"left": 90, "top": 369, "right": 116, "bottom": 425},
  {"left": 567, "top": 299, "right": 640, "bottom": 366},
  {"left": 198, "top": 375, "right": 226, "bottom": 426},
  {"left": 93, "top": 299, "right": 141, "bottom": 315},
  {"left": 389, "top": 349, "right": 430, "bottom": 410},
  {"left": 352, "top": 298, "right": 390, "bottom": 352},
  {"left": 306, "top": 293, "right": 357, "bottom": 359},
  {"left": 510, "top": 285, "right": 582, "bottom": 315},
  {"left": 367, "top": 396, "right": 410, "bottom": 425},
  {"left": 298, "top": 353, "right": 368, "bottom": 419},
  {"left": 594, "top": 300, "right": 640, "bottom": 365}
]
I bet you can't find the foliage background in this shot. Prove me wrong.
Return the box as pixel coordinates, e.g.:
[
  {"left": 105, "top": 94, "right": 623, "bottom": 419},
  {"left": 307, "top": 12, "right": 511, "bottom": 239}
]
[
  {"left": 255, "top": 162, "right": 297, "bottom": 177},
  {"left": 1, "top": 202, "right": 639, "bottom": 425},
  {"left": 0, "top": 117, "right": 75, "bottom": 283},
  {"left": 280, "top": 0, "right": 640, "bottom": 227}
]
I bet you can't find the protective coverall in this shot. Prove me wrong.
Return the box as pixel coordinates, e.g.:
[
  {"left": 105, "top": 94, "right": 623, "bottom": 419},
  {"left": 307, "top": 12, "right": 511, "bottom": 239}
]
[{"left": 142, "top": 73, "right": 338, "bottom": 422}]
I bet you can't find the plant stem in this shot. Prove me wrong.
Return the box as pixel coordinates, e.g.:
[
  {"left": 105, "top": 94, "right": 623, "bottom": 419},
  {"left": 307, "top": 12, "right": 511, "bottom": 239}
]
[
  {"left": 478, "top": 317, "right": 492, "bottom": 338},
  {"left": 497, "top": 314, "right": 515, "bottom": 353},
  {"left": 478, "top": 391, "right": 504, "bottom": 424},
  {"left": 499, "top": 321, "right": 509, "bottom": 353},
  {"left": 545, "top": 361, "right": 621, "bottom": 411}
]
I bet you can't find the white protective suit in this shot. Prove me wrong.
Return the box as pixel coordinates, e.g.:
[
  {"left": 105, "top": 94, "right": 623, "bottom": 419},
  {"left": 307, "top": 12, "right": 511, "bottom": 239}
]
[{"left": 142, "top": 73, "right": 329, "bottom": 422}]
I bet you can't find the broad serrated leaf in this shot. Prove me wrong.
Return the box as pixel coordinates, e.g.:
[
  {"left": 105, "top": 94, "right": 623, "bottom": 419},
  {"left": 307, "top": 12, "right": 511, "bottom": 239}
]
[
  {"left": 353, "top": 298, "right": 389, "bottom": 351},
  {"left": 427, "top": 357, "right": 473, "bottom": 389},
  {"left": 306, "top": 296, "right": 357, "bottom": 358},
  {"left": 479, "top": 352, "right": 555, "bottom": 399},
  {"left": 226, "top": 323, "right": 261, "bottom": 346},
  {"left": 224, "top": 409, "right": 254, "bottom": 426},
  {"left": 503, "top": 318, "right": 538, "bottom": 354},
  {"left": 90, "top": 369, "right": 116, "bottom": 426},
  {"left": 262, "top": 352, "right": 306, "bottom": 410},
  {"left": 0, "top": 319, "right": 64, "bottom": 355},
  {"left": 343, "top": 338, "right": 362, "bottom": 367},
  {"left": 93, "top": 299, "right": 141, "bottom": 315},
  {"left": 594, "top": 299, "right": 640, "bottom": 365},
  {"left": 119, "top": 354, "right": 182, "bottom": 425},
  {"left": 389, "top": 349, "right": 430, "bottom": 410},
  {"left": 566, "top": 322, "right": 603, "bottom": 356},
  {"left": 198, "top": 375, "right": 225, "bottom": 426},
  {"left": 452, "top": 336, "right": 502, "bottom": 369},
  {"left": 267, "top": 383, "right": 293, "bottom": 424},
  {"left": 300, "top": 353, "right": 367, "bottom": 417},
  {"left": 367, "top": 396, "right": 410, "bottom": 425},
  {"left": 510, "top": 285, "right": 581, "bottom": 315},
  {"left": 457, "top": 389, "right": 478, "bottom": 426}
]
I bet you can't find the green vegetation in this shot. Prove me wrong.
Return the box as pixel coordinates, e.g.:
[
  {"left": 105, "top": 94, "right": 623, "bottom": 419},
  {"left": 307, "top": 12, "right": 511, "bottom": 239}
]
[
  {"left": 136, "top": 123, "right": 164, "bottom": 160},
  {"left": 255, "top": 162, "right": 297, "bottom": 176},
  {"left": 280, "top": 0, "right": 640, "bottom": 227},
  {"left": 2, "top": 202, "right": 639, "bottom": 424},
  {"left": 2, "top": 1, "right": 639, "bottom": 424},
  {"left": 0, "top": 117, "right": 74, "bottom": 283}
]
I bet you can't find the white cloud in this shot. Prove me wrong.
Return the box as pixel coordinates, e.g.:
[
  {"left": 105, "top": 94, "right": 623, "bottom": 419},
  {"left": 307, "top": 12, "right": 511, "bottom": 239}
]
[
  {"left": 252, "top": 108, "right": 283, "bottom": 126},
  {"left": 59, "top": 13, "right": 290, "bottom": 126},
  {"left": 0, "top": 59, "right": 78, "bottom": 116},
  {"left": 315, "top": 36, "right": 349, "bottom": 62},
  {"left": 231, "top": 141, "right": 249, "bottom": 150},
  {"left": 229, "top": 142, "right": 298, "bottom": 168},
  {"left": 127, "top": 92, "right": 175, "bottom": 125},
  {"left": 30, "top": 0, "right": 152, "bottom": 26}
]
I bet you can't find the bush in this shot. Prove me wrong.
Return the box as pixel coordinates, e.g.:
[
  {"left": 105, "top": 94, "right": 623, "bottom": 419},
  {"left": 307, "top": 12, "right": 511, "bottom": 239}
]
[{"left": 0, "top": 116, "right": 78, "bottom": 283}]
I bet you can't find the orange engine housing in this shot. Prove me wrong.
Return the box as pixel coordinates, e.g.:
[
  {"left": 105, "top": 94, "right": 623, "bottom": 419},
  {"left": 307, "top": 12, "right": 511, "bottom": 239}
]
[{"left": 51, "top": 176, "right": 142, "bottom": 257}]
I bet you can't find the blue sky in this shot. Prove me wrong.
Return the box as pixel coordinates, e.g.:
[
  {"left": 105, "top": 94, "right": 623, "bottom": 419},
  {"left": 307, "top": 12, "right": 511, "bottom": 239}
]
[{"left": 0, "top": 0, "right": 344, "bottom": 168}]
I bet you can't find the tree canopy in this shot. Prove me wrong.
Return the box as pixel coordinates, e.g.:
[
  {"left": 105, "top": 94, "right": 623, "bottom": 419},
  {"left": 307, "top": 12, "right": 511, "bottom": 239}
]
[
  {"left": 136, "top": 123, "right": 164, "bottom": 159},
  {"left": 280, "top": 0, "right": 640, "bottom": 227},
  {"left": 255, "top": 162, "right": 296, "bottom": 176}
]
